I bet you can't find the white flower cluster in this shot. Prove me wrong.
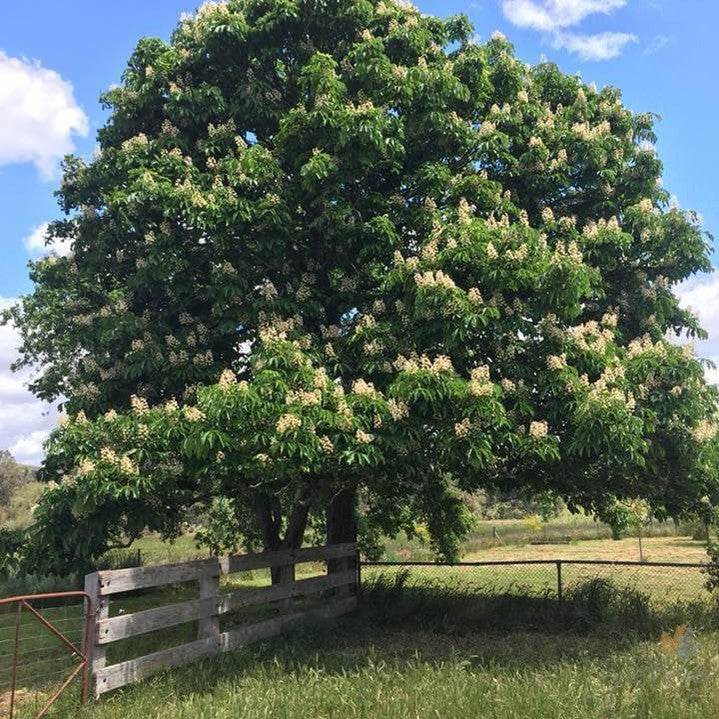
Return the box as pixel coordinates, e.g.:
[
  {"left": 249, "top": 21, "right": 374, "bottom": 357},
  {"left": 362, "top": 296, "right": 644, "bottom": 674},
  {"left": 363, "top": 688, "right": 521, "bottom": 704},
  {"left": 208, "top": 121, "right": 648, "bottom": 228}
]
[
  {"left": 601, "top": 312, "right": 618, "bottom": 328},
  {"left": 77, "top": 459, "right": 96, "bottom": 476},
  {"left": 501, "top": 378, "right": 516, "bottom": 393},
  {"left": 454, "top": 418, "right": 472, "bottom": 437},
  {"left": 164, "top": 398, "right": 179, "bottom": 413},
  {"left": 276, "top": 413, "right": 302, "bottom": 434},
  {"left": 363, "top": 339, "right": 383, "bottom": 356},
  {"left": 547, "top": 354, "right": 567, "bottom": 371},
  {"left": 352, "top": 379, "right": 377, "bottom": 396},
  {"left": 258, "top": 326, "right": 288, "bottom": 343},
  {"left": 458, "top": 198, "right": 473, "bottom": 224},
  {"left": 321, "top": 324, "right": 342, "bottom": 340},
  {"left": 394, "top": 354, "right": 454, "bottom": 373},
  {"left": 259, "top": 281, "right": 278, "bottom": 301},
  {"left": 692, "top": 419, "right": 718, "bottom": 444},
  {"left": 549, "top": 149, "right": 568, "bottom": 170},
  {"left": 218, "top": 368, "right": 237, "bottom": 389},
  {"left": 468, "top": 287, "right": 483, "bottom": 304},
  {"left": 571, "top": 321, "right": 614, "bottom": 354},
  {"left": 121, "top": 133, "right": 149, "bottom": 152},
  {"left": 131, "top": 395, "right": 150, "bottom": 415},
  {"left": 286, "top": 388, "right": 322, "bottom": 406},
  {"left": 388, "top": 399, "right": 409, "bottom": 421},
  {"left": 585, "top": 383, "right": 636, "bottom": 413},
  {"left": 582, "top": 216, "right": 621, "bottom": 239},
  {"left": 529, "top": 420, "right": 549, "bottom": 439},
  {"left": 571, "top": 120, "right": 611, "bottom": 142},
  {"left": 479, "top": 121, "right": 496, "bottom": 136},
  {"left": 355, "top": 429, "right": 374, "bottom": 444},
  {"left": 551, "top": 241, "right": 583, "bottom": 264},
  {"left": 99, "top": 446, "right": 140, "bottom": 475},
  {"left": 506, "top": 244, "right": 528, "bottom": 262},
  {"left": 313, "top": 368, "right": 329, "bottom": 389},
  {"left": 469, "top": 365, "right": 493, "bottom": 397},
  {"left": 183, "top": 406, "right": 205, "bottom": 422},
  {"left": 193, "top": 349, "right": 214, "bottom": 367},
  {"left": 626, "top": 335, "right": 668, "bottom": 359},
  {"left": 414, "top": 270, "right": 457, "bottom": 290},
  {"left": 422, "top": 238, "right": 439, "bottom": 261}
]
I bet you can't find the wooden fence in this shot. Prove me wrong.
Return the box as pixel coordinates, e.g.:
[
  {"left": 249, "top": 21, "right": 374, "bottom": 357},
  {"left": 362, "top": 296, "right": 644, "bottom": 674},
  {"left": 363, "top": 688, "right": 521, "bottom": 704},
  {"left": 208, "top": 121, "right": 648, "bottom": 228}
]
[{"left": 84, "top": 543, "right": 358, "bottom": 697}]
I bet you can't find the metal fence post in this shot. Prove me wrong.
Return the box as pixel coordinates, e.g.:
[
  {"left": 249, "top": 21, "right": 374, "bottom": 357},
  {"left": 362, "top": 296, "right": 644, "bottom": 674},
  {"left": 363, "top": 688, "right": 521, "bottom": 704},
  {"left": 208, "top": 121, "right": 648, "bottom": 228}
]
[{"left": 556, "top": 560, "right": 563, "bottom": 603}]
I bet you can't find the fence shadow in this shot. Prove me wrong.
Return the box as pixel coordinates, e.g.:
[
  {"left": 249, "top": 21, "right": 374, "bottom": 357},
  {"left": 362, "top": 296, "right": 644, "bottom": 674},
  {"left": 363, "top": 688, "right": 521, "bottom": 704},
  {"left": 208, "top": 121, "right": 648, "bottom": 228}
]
[{"left": 359, "top": 571, "right": 718, "bottom": 640}]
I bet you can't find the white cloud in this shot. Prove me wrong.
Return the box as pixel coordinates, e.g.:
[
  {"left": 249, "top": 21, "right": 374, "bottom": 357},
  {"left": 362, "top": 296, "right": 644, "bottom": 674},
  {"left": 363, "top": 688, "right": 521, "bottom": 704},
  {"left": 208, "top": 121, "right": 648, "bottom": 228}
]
[
  {"left": 675, "top": 272, "right": 719, "bottom": 385},
  {"left": 9, "top": 432, "right": 51, "bottom": 468},
  {"left": 0, "top": 297, "right": 59, "bottom": 466},
  {"left": 552, "top": 30, "right": 638, "bottom": 60},
  {"left": 501, "top": 0, "right": 636, "bottom": 61},
  {"left": 23, "top": 222, "right": 74, "bottom": 258},
  {"left": 644, "top": 34, "right": 673, "bottom": 55},
  {"left": 0, "top": 52, "right": 88, "bottom": 179},
  {"left": 501, "top": 0, "right": 627, "bottom": 31}
]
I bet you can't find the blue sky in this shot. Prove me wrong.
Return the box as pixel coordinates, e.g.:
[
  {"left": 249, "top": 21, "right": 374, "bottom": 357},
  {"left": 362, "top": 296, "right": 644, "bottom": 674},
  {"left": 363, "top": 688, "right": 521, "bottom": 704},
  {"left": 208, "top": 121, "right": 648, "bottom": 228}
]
[{"left": 1, "top": 0, "right": 718, "bottom": 463}]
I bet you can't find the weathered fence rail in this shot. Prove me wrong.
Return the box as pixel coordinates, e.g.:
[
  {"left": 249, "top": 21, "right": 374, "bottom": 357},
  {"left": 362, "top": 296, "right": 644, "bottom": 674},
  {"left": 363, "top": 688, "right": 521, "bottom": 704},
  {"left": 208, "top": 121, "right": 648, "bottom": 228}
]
[{"left": 84, "top": 543, "right": 358, "bottom": 696}]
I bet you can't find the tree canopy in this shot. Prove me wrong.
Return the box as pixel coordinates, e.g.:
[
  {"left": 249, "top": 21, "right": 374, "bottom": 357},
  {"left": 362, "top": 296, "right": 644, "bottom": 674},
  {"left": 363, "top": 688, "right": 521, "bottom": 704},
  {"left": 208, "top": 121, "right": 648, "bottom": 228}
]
[{"left": 5, "top": 0, "right": 718, "bottom": 573}]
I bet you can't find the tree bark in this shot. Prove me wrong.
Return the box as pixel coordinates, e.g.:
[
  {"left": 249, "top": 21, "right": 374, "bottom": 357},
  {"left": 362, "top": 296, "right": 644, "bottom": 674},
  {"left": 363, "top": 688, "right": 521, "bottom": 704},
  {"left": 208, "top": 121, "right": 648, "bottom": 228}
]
[
  {"left": 326, "top": 486, "right": 357, "bottom": 576},
  {"left": 253, "top": 490, "right": 311, "bottom": 584}
]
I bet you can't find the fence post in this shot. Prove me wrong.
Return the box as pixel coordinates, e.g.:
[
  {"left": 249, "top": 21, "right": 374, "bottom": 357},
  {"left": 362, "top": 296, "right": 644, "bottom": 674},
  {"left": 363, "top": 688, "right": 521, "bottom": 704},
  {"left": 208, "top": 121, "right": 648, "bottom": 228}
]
[
  {"left": 277, "top": 559, "right": 296, "bottom": 613},
  {"left": 197, "top": 564, "right": 221, "bottom": 640},
  {"left": 355, "top": 548, "right": 362, "bottom": 598},
  {"left": 556, "top": 560, "right": 563, "bottom": 603},
  {"left": 84, "top": 572, "right": 108, "bottom": 698}
]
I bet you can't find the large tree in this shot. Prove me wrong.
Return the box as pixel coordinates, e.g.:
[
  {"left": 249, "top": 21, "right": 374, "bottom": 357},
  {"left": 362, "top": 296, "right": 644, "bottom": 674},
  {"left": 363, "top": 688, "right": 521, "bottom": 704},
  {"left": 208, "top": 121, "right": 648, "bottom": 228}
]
[{"left": 5, "top": 0, "right": 718, "bottom": 573}]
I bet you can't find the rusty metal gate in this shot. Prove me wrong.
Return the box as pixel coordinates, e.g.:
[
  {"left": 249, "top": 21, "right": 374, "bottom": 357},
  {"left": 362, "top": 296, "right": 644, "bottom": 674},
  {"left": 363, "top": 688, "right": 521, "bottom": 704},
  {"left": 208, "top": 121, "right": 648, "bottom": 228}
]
[{"left": 0, "top": 592, "right": 93, "bottom": 718}]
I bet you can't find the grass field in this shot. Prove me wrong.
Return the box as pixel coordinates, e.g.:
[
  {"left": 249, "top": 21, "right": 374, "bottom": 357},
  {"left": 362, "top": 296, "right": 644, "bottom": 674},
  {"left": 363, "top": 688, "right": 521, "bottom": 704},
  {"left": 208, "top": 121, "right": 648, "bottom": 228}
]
[
  {"left": 4, "top": 573, "right": 719, "bottom": 719},
  {"left": 1, "top": 513, "right": 716, "bottom": 718},
  {"left": 383, "top": 512, "right": 704, "bottom": 562},
  {"left": 464, "top": 535, "right": 709, "bottom": 563}
]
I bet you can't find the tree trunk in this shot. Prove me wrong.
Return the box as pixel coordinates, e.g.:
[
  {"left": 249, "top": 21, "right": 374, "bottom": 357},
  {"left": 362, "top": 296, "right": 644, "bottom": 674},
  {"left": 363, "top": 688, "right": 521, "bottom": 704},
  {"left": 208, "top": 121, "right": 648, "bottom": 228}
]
[
  {"left": 326, "top": 486, "right": 357, "bottom": 576},
  {"left": 253, "top": 491, "right": 311, "bottom": 584}
]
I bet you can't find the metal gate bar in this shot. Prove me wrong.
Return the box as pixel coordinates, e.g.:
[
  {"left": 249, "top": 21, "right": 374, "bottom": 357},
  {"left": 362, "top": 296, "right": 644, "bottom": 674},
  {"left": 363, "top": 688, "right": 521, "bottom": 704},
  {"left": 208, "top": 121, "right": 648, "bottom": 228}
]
[{"left": 0, "top": 591, "right": 93, "bottom": 719}]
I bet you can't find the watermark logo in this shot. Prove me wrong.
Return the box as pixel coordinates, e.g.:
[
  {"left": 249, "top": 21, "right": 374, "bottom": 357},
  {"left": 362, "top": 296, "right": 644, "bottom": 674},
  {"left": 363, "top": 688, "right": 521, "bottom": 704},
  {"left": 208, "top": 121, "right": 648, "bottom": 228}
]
[
  {"left": 611, "top": 624, "right": 708, "bottom": 689},
  {"left": 659, "top": 623, "right": 699, "bottom": 660}
]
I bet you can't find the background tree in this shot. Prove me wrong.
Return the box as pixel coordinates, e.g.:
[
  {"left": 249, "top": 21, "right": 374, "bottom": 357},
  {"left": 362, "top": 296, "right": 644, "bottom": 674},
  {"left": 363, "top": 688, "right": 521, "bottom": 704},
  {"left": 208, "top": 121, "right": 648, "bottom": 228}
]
[
  {"left": 0, "top": 450, "right": 36, "bottom": 507},
  {"left": 4, "top": 0, "right": 717, "bottom": 573}
]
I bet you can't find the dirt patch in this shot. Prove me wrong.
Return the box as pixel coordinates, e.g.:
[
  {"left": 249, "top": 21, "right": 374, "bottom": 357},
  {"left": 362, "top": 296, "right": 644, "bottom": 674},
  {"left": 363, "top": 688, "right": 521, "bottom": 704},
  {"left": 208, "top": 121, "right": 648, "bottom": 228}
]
[{"left": 0, "top": 687, "right": 38, "bottom": 714}]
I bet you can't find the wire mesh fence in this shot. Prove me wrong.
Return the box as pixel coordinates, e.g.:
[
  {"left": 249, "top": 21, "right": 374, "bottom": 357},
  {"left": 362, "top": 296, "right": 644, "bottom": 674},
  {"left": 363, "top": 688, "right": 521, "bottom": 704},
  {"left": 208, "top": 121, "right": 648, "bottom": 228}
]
[
  {"left": 0, "top": 593, "right": 91, "bottom": 719},
  {"left": 360, "top": 559, "right": 715, "bottom": 608}
]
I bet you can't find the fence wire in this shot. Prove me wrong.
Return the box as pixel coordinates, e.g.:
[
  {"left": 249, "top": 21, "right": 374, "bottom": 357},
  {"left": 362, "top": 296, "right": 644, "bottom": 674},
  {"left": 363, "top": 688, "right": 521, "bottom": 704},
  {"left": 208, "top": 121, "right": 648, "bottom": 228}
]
[{"left": 360, "top": 559, "right": 714, "bottom": 607}]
